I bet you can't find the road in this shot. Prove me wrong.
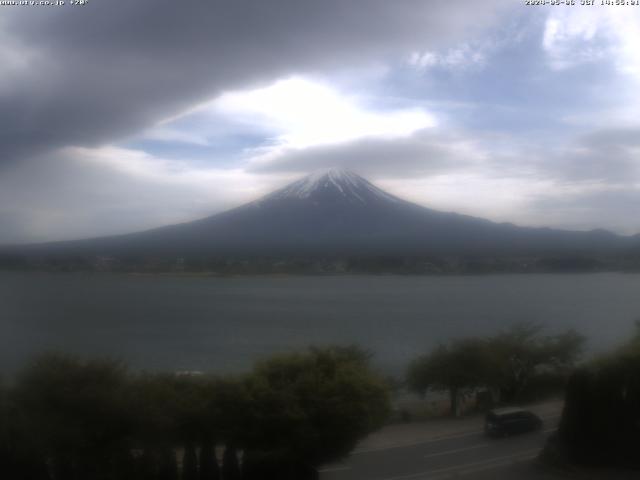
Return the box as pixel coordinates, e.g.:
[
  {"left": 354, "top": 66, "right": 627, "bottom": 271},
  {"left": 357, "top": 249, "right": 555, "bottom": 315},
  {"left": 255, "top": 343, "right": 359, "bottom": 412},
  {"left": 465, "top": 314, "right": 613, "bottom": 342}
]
[{"left": 320, "top": 408, "right": 560, "bottom": 480}]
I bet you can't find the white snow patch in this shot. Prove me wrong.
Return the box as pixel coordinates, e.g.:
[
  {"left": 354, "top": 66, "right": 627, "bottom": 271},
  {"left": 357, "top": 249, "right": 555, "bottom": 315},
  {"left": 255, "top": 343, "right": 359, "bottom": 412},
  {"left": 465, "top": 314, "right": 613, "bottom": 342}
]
[{"left": 265, "top": 168, "right": 400, "bottom": 205}]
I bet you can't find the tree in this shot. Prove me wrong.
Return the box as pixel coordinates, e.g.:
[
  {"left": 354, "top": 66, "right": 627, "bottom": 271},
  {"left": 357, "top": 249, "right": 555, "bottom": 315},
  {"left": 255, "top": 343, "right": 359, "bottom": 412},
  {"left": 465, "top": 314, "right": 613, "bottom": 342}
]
[
  {"left": 407, "top": 338, "right": 492, "bottom": 416},
  {"left": 129, "top": 372, "right": 213, "bottom": 480},
  {"left": 183, "top": 441, "right": 198, "bottom": 480},
  {"left": 488, "top": 323, "right": 585, "bottom": 401},
  {"left": 222, "top": 444, "right": 241, "bottom": 480},
  {"left": 4, "top": 346, "right": 390, "bottom": 479},
  {"left": 0, "top": 381, "right": 44, "bottom": 480},
  {"left": 551, "top": 331, "right": 640, "bottom": 468},
  {"left": 408, "top": 324, "right": 585, "bottom": 413},
  {"left": 14, "top": 353, "right": 133, "bottom": 480},
  {"left": 0, "top": 380, "right": 11, "bottom": 473},
  {"left": 199, "top": 376, "right": 249, "bottom": 479},
  {"left": 240, "top": 346, "right": 390, "bottom": 479},
  {"left": 157, "top": 446, "right": 179, "bottom": 480},
  {"left": 198, "top": 439, "right": 220, "bottom": 480}
]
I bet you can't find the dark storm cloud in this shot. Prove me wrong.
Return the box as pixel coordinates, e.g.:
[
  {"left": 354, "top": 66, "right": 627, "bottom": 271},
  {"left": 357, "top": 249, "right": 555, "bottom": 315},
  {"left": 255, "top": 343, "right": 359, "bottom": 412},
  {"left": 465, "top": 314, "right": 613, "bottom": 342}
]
[{"left": 0, "top": 0, "right": 511, "bottom": 166}]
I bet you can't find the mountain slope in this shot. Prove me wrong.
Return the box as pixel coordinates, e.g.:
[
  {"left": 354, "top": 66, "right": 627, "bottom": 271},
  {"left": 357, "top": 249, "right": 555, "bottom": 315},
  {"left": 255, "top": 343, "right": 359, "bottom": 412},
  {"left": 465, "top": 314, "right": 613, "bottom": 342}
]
[{"left": 6, "top": 168, "right": 638, "bottom": 258}]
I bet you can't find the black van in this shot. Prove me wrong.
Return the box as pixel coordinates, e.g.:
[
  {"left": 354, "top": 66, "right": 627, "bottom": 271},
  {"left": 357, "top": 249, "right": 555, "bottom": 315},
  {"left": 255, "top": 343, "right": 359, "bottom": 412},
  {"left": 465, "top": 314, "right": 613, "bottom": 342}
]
[{"left": 484, "top": 408, "right": 543, "bottom": 437}]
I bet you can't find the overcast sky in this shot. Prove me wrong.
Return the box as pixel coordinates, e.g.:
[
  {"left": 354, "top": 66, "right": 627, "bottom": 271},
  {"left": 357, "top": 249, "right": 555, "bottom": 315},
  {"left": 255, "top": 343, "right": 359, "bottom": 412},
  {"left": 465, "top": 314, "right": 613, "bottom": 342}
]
[{"left": 2, "top": 0, "right": 640, "bottom": 244}]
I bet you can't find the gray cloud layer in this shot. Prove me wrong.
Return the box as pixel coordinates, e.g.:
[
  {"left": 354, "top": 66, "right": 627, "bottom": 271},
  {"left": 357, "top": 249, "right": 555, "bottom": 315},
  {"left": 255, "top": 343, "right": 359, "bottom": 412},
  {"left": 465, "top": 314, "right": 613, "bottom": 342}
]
[
  {"left": 555, "top": 129, "right": 640, "bottom": 183},
  {"left": 0, "top": 0, "right": 510, "bottom": 166},
  {"left": 4, "top": 1, "right": 639, "bottom": 242},
  {"left": 248, "top": 130, "right": 477, "bottom": 179}
]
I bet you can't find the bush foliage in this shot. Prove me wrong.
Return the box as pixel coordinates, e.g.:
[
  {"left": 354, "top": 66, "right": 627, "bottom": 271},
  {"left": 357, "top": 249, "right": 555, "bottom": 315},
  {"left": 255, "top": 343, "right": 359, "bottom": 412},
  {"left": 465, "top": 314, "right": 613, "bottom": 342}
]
[
  {"left": 552, "top": 323, "right": 640, "bottom": 468},
  {"left": 0, "top": 346, "right": 390, "bottom": 480}
]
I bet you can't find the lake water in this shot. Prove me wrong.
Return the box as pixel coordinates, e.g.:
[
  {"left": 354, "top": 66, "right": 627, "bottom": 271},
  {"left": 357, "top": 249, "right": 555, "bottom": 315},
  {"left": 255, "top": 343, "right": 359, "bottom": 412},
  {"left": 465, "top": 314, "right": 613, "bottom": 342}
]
[{"left": 1, "top": 272, "right": 639, "bottom": 376}]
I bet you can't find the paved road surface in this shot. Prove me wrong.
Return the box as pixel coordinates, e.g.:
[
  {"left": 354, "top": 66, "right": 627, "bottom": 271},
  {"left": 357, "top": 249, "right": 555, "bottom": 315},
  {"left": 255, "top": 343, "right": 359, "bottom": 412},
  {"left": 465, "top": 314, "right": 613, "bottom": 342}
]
[{"left": 320, "top": 408, "right": 560, "bottom": 480}]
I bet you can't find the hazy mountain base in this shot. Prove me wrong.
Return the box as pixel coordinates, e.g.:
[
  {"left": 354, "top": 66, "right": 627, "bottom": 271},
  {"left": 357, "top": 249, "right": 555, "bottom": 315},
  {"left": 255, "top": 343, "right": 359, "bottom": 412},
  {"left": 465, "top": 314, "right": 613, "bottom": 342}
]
[
  {"left": 2, "top": 253, "right": 640, "bottom": 275},
  {"left": 3, "top": 170, "right": 640, "bottom": 273}
]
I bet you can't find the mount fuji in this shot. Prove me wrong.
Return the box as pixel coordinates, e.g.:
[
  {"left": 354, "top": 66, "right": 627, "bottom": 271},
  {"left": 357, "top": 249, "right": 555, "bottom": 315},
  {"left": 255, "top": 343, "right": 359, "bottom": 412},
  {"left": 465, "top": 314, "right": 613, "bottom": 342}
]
[{"left": 5, "top": 168, "right": 637, "bottom": 262}]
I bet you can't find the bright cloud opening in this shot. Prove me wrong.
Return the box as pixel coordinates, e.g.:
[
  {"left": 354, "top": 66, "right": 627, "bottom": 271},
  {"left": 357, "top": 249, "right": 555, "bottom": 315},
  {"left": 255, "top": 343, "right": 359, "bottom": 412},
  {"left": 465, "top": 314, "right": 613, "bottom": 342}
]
[
  {"left": 543, "top": 7, "right": 640, "bottom": 78},
  {"left": 214, "top": 77, "right": 436, "bottom": 150}
]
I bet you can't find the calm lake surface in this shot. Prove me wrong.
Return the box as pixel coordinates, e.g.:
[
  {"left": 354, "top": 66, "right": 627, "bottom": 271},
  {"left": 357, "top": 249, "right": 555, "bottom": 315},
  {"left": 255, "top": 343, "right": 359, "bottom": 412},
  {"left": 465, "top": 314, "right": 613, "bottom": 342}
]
[{"left": 2, "top": 272, "right": 640, "bottom": 376}]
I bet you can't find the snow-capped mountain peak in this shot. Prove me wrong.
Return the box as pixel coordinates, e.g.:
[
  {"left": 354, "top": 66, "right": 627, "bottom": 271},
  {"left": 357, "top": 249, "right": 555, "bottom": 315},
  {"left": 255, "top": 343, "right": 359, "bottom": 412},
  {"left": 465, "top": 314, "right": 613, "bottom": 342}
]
[
  {"left": 12, "top": 168, "right": 633, "bottom": 261},
  {"left": 265, "top": 168, "right": 400, "bottom": 205}
]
